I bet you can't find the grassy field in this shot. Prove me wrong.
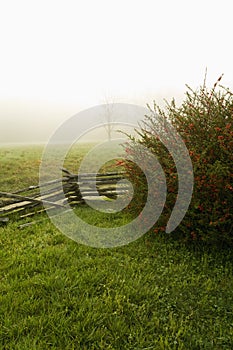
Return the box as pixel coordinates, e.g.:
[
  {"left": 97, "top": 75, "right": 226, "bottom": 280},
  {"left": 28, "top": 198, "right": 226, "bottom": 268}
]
[{"left": 0, "top": 144, "right": 233, "bottom": 349}]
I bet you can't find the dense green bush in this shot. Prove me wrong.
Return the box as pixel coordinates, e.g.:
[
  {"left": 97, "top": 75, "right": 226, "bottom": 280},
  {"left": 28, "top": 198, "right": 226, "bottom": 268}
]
[{"left": 123, "top": 76, "right": 233, "bottom": 246}]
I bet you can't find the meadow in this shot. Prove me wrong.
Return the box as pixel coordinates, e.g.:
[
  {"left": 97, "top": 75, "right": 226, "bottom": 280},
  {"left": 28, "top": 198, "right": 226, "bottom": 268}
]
[{"left": 0, "top": 144, "right": 233, "bottom": 349}]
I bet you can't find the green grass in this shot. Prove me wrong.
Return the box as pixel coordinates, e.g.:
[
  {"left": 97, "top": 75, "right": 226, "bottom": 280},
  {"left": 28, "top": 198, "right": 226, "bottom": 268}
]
[{"left": 0, "top": 144, "right": 233, "bottom": 349}]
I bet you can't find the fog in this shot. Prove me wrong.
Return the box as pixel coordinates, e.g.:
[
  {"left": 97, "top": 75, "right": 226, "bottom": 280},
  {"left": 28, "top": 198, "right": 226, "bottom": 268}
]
[
  {"left": 0, "top": 0, "right": 232, "bottom": 144},
  {"left": 0, "top": 91, "right": 184, "bottom": 144}
]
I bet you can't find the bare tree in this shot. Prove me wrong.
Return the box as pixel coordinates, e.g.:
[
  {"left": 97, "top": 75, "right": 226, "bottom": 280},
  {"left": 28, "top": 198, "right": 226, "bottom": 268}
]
[{"left": 102, "top": 96, "right": 116, "bottom": 141}]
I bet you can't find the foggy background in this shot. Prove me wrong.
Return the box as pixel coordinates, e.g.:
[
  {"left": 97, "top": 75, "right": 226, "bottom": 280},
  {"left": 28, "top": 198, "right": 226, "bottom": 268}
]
[{"left": 0, "top": 0, "right": 232, "bottom": 144}]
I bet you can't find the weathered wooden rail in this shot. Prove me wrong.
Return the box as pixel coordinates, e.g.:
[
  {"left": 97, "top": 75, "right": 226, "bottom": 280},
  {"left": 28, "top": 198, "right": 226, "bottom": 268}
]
[{"left": 0, "top": 169, "right": 128, "bottom": 225}]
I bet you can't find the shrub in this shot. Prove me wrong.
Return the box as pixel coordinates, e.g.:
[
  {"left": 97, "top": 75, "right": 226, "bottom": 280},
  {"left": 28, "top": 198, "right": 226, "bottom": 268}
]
[{"left": 123, "top": 76, "right": 233, "bottom": 246}]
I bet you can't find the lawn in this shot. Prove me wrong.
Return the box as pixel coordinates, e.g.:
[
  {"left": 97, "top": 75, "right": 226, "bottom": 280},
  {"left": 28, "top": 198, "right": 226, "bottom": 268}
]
[{"left": 0, "top": 144, "right": 233, "bottom": 349}]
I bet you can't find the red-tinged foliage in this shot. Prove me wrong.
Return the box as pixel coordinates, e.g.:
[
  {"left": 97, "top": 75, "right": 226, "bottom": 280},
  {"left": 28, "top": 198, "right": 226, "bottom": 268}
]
[{"left": 123, "top": 77, "right": 233, "bottom": 246}]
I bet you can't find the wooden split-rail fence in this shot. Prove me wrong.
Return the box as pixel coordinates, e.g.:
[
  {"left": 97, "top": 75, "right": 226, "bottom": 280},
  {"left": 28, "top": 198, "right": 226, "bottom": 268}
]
[{"left": 0, "top": 168, "right": 129, "bottom": 227}]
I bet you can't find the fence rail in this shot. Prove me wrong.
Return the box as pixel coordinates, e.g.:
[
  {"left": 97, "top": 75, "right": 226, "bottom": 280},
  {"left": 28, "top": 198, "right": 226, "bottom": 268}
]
[{"left": 0, "top": 168, "right": 128, "bottom": 225}]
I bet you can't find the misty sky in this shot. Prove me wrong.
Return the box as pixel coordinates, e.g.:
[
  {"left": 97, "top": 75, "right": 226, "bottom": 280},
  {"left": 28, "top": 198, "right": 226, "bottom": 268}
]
[{"left": 0, "top": 0, "right": 232, "bottom": 144}]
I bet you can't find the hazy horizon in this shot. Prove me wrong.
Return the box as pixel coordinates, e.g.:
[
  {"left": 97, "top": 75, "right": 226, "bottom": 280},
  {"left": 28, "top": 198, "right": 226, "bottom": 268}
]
[{"left": 1, "top": 0, "right": 232, "bottom": 144}]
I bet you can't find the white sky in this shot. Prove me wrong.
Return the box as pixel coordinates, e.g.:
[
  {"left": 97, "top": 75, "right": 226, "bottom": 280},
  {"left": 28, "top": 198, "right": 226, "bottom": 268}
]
[{"left": 0, "top": 0, "right": 232, "bottom": 143}]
